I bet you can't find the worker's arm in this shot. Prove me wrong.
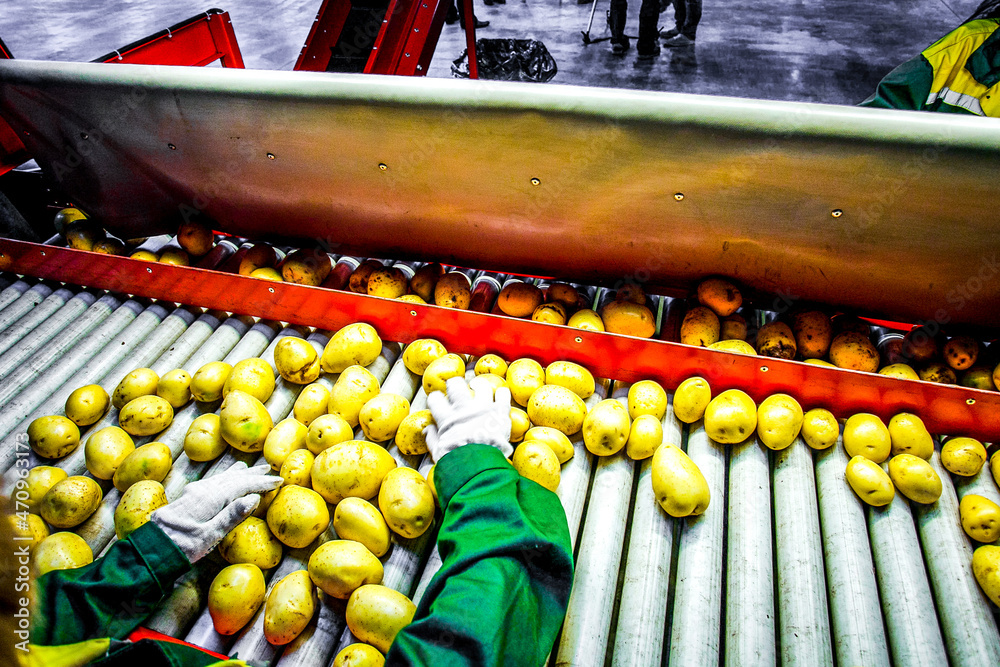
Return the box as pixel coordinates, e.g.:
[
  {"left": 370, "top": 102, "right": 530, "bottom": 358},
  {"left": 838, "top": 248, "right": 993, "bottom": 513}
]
[{"left": 859, "top": 55, "right": 935, "bottom": 110}]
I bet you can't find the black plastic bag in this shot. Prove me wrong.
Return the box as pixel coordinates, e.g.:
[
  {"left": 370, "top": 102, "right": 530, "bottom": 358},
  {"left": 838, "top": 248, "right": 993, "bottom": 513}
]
[{"left": 452, "top": 39, "right": 557, "bottom": 82}]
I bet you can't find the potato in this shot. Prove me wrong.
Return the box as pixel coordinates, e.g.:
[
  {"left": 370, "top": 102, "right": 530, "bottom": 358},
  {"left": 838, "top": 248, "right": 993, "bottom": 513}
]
[
  {"left": 887, "top": 413, "right": 933, "bottom": 459},
  {"left": 32, "top": 532, "right": 94, "bottom": 576},
  {"left": 544, "top": 361, "right": 595, "bottom": 399},
  {"left": 10, "top": 513, "right": 49, "bottom": 551},
  {"left": 720, "top": 313, "right": 747, "bottom": 341},
  {"left": 672, "top": 376, "right": 711, "bottom": 423},
  {"left": 704, "top": 389, "right": 756, "bottom": 444},
  {"left": 919, "top": 362, "right": 957, "bottom": 385},
  {"left": 626, "top": 414, "right": 663, "bottom": 461},
  {"left": 532, "top": 302, "right": 567, "bottom": 325},
  {"left": 801, "top": 408, "right": 839, "bottom": 450},
  {"left": 130, "top": 249, "right": 158, "bottom": 262},
  {"left": 184, "top": 413, "right": 228, "bottom": 462},
  {"left": 792, "top": 310, "right": 833, "bottom": 359},
  {"left": 239, "top": 244, "right": 278, "bottom": 275},
  {"left": 251, "top": 267, "right": 283, "bottom": 282},
  {"left": 756, "top": 393, "right": 803, "bottom": 451},
  {"left": 887, "top": 454, "right": 942, "bottom": 504},
  {"left": 944, "top": 335, "right": 979, "bottom": 371},
  {"left": 322, "top": 323, "right": 383, "bottom": 374},
  {"left": 600, "top": 300, "right": 655, "bottom": 338},
  {"left": 190, "top": 361, "right": 233, "bottom": 402},
  {"left": 27, "top": 415, "right": 81, "bottom": 459},
  {"left": 402, "top": 339, "right": 447, "bottom": 375},
  {"left": 527, "top": 385, "right": 588, "bottom": 436},
  {"left": 346, "top": 584, "right": 417, "bottom": 654},
  {"left": 422, "top": 353, "right": 467, "bottom": 396},
  {"left": 349, "top": 259, "right": 385, "bottom": 293},
  {"left": 177, "top": 220, "right": 214, "bottom": 256},
  {"left": 756, "top": 321, "right": 796, "bottom": 360},
  {"left": 92, "top": 239, "right": 124, "bottom": 257},
  {"left": 114, "top": 479, "right": 168, "bottom": 539},
  {"left": 680, "top": 306, "right": 720, "bottom": 347},
  {"left": 23, "top": 466, "right": 68, "bottom": 513},
  {"left": 118, "top": 395, "right": 173, "bottom": 437},
  {"left": 879, "top": 363, "right": 920, "bottom": 381},
  {"left": 334, "top": 497, "right": 392, "bottom": 558},
  {"left": 651, "top": 443, "right": 710, "bottom": 517},
  {"left": 804, "top": 359, "right": 837, "bottom": 367},
  {"left": 378, "top": 467, "right": 435, "bottom": 538},
  {"left": 506, "top": 358, "right": 545, "bottom": 406},
  {"left": 64, "top": 384, "right": 110, "bottom": 426},
  {"left": 398, "top": 293, "right": 426, "bottom": 304},
  {"left": 112, "top": 368, "right": 160, "bottom": 409},
  {"left": 329, "top": 365, "right": 381, "bottom": 428},
  {"left": 333, "top": 644, "right": 385, "bottom": 667},
  {"left": 40, "top": 475, "right": 103, "bottom": 528},
  {"left": 510, "top": 407, "right": 530, "bottom": 443},
  {"left": 512, "top": 441, "right": 561, "bottom": 491},
  {"left": 829, "top": 332, "right": 879, "bottom": 372},
  {"left": 621, "top": 381, "right": 666, "bottom": 422},
  {"left": 84, "top": 426, "right": 135, "bottom": 480},
  {"left": 567, "top": 309, "right": 605, "bottom": 332},
  {"left": 155, "top": 369, "right": 192, "bottom": 409},
  {"left": 306, "top": 413, "right": 354, "bottom": 455},
  {"left": 209, "top": 563, "right": 266, "bottom": 635},
  {"left": 497, "top": 282, "right": 543, "bottom": 318},
  {"left": 264, "top": 570, "right": 317, "bottom": 646},
  {"left": 960, "top": 494, "right": 1000, "bottom": 543},
  {"left": 367, "top": 267, "right": 408, "bottom": 299},
  {"left": 708, "top": 339, "right": 756, "bottom": 355},
  {"left": 474, "top": 354, "right": 508, "bottom": 378},
  {"left": 274, "top": 338, "right": 321, "bottom": 385},
  {"left": 901, "top": 325, "right": 939, "bottom": 364},
  {"left": 219, "top": 516, "right": 283, "bottom": 569},
  {"left": 224, "top": 357, "right": 276, "bottom": 404},
  {"left": 582, "top": 399, "right": 631, "bottom": 456},
  {"left": 308, "top": 540, "right": 384, "bottom": 599},
  {"left": 266, "top": 485, "right": 330, "bottom": 549},
  {"left": 615, "top": 284, "right": 646, "bottom": 304},
  {"left": 410, "top": 263, "right": 444, "bottom": 302},
  {"left": 961, "top": 366, "right": 995, "bottom": 390},
  {"left": 253, "top": 487, "right": 280, "bottom": 520},
  {"left": 280, "top": 449, "right": 316, "bottom": 488},
  {"left": 941, "top": 437, "right": 987, "bottom": 476},
  {"left": 993, "top": 451, "right": 1000, "bottom": 489},
  {"left": 53, "top": 206, "right": 88, "bottom": 234},
  {"left": 65, "top": 221, "right": 104, "bottom": 251},
  {"left": 434, "top": 272, "right": 472, "bottom": 309},
  {"left": 282, "top": 248, "right": 332, "bottom": 286},
  {"left": 264, "top": 418, "right": 309, "bottom": 470},
  {"left": 113, "top": 442, "right": 172, "bottom": 492},
  {"left": 160, "top": 248, "right": 191, "bottom": 265},
  {"left": 311, "top": 440, "right": 397, "bottom": 504},
  {"left": 844, "top": 455, "right": 895, "bottom": 507},
  {"left": 843, "top": 413, "right": 891, "bottom": 463},
  {"left": 395, "top": 409, "right": 433, "bottom": 456},
  {"left": 220, "top": 390, "right": 273, "bottom": 453},
  {"left": 973, "top": 545, "right": 1000, "bottom": 608},
  {"left": 523, "top": 426, "right": 574, "bottom": 464},
  {"left": 293, "top": 383, "right": 330, "bottom": 427}
]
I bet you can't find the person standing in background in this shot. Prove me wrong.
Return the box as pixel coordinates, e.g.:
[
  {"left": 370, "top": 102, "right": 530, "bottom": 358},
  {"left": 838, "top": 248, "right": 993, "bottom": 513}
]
[
  {"left": 608, "top": 0, "right": 661, "bottom": 59},
  {"left": 661, "top": 0, "right": 702, "bottom": 47}
]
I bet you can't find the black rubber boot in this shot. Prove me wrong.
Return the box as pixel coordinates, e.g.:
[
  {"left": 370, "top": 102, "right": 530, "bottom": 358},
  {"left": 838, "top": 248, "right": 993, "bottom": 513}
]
[
  {"left": 636, "top": 6, "right": 660, "bottom": 57},
  {"left": 607, "top": 6, "right": 629, "bottom": 54}
]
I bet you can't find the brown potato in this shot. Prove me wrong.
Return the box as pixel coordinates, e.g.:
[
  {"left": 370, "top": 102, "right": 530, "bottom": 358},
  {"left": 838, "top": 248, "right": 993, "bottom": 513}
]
[
  {"left": 792, "top": 310, "right": 833, "bottom": 359},
  {"left": 943, "top": 335, "right": 979, "bottom": 371},
  {"left": 367, "top": 267, "right": 408, "bottom": 299},
  {"left": 696, "top": 277, "right": 742, "bottom": 317},
  {"left": 532, "top": 302, "right": 567, "bottom": 325},
  {"left": 545, "top": 283, "right": 579, "bottom": 309},
  {"left": 434, "top": 273, "right": 472, "bottom": 309},
  {"left": 177, "top": 221, "right": 215, "bottom": 257},
  {"left": 680, "top": 306, "right": 720, "bottom": 347},
  {"left": 498, "top": 282, "right": 543, "bottom": 318},
  {"left": 720, "top": 313, "right": 747, "bottom": 341},
  {"left": 615, "top": 284, "right": 646, "bottom": 305},
  {"left": 600, "top": 301, "right": 655, "bottom": 338},
  {"left": 831, "top": 314, "right": 871, "bottom": 337},
  {"left": 919, "top": 362, "right": 958, "bottom": 384},
  {"left": 410, "top": 263, "right": 444, "bottom": 302},
  {"left": 92, "top": 238, "right": 125, "bottom": 255},
  {"left": 756, "top": 321, "right": 797, "bottom": 360},
  {"left": 239, "top": 244, "right": 278, "bottom": 275},
  {"left": 902, "top": 325, "right": 940, "bottom": 364},
  {"left": 829, "top": 331, "right": 879, "bottom": 372},
  {"left": 282, "top": 248, "right": 332, "bottom": 286},
  {"left": 348, "top": 260, "right": 385, "bottom": 294}
]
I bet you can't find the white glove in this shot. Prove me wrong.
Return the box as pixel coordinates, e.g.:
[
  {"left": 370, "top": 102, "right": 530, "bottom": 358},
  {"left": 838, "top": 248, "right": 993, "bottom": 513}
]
[
  {"left": 424, "top": 376, "right": 513, "bottom": 462},
  {"left": 151, "top": 462, "right": 282, "bottom": 564}
]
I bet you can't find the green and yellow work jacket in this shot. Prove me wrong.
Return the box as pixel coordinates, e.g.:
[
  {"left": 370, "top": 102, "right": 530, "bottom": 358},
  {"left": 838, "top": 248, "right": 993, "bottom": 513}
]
[
  {"left": 861, "top": 18, "right": 1000, "bottom": 115},
  {"left": 24, "top": 444, "right": 573, "bottom": 667}
]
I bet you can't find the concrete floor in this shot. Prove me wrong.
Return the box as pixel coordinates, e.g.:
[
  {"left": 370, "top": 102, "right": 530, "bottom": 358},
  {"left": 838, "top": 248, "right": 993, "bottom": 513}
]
[{"left": 0, "top": 0, "right": 985, "bottom": 104}]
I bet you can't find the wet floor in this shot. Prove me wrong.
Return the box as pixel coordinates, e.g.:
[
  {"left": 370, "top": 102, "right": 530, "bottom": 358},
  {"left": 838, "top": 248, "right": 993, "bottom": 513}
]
[{"left": 0, "top": 0, "right": 985, "bottom": 104}]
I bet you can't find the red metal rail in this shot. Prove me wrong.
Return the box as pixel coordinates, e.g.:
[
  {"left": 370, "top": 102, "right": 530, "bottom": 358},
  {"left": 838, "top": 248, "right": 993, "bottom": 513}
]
[
  {"left": 0, "top": 238, "right": 995, "bottom": 441},
  {"left": 0, "top": 37, "right": 28, "bottom": 177},
  {"left": 92, "top": 9, "right": 245, "bottom": 68}
]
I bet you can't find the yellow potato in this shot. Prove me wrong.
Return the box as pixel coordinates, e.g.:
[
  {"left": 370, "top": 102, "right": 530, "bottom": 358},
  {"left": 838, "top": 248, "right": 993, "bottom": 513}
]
[
  {"left": 190, "top": 361, "right": 232, "bottom": 402},
  {"left": 703, "top": 389, "right": 757, "bottom": 444},
  {"left": 224, "top": 357, "right": 276, "bottom": 404},
  {"left": 422, "top": 353, "right": 467, "bottom": 396},
  {"left": 118, "top": 395, "right": 174, "bottom": 437},
  {"left": 972, "top": 545, "right": 1000, "bottom": 607},
  {"left": 330, "top": 365, "right": 381, "bottom": 427},
  {"left": 960, "top": 366, "right": 995, "bottom": 391},
  {"left": 306, "top": 413, "right": 354, "bottom": 455},
  {"left": 532, "top": 302, "right": 568, "bottom": 325},
  {"left": 263, "top": 418, "right": 309, "bottom": 470},
  {"left": 250, "top": 267, "right": 283, "bottom": 282},
  {"left": 527, "top": 384, "right": 588, "bottom": 436},
  {"left": 545, "top": 361, "right": 595, "bottom": 399},
  {"left": 266, "top": 485, "right": 330, "bottom": 548},
  {"left": 919, "top": 362, "right": 957, "bottom": 385},
  {"left": 32, "top": 532, "right": 93, "bottom": 576},
  {"left": 512, "top": 441, "right": 561, "bottom": 491},
  {"left": 10, "top": 513, "right": 49, "bottom": 551},
  {"left": 410, "top": 263, "right": 444, "bottom": 302},
  {"left": 334, "top": 497, "right": 392, "bottom": 558},
  {"left": 209, "top": 563, "right": 266, "bottom": 635},
  {"left": 130, "top": 249, "right": 159, "bottom": 262},
  {"left": 943, "top": 335, "right": 978, "bottom": 371},
  {"left": 523, "top": 426, "right": 574, "bottom": 464},
  {"left": 40, "top": 475, "right": 103, "bottom": 529},
  {"left": 720, "top": 313, "right": 747, "bottom": 341},
  {"left": 624, "top": 380, "right": 666, "bottom": 421},
  {"left": 402, "top": 339, "right": 447, "bottom": 375},
  {"left": 280, "top": 449, "right": 316, "bottom": 488},
  {"left": 282, "top": 248, "right": 332, "bottom": 286},
  {"left": 177, "top": 220, "right": 214, "bottom": 256},
  {"left": 53, "top": 206, "right": 88, "bottom": 234},
  {"left": 293, "top": 383, "right": 330, "bottom": 427},
  {"left": 333, "top": 644, "right": 385, "bottom": 667},
  {"left": 651, "top": 443, "right": 710, "bottom": 517},
  {"left": 545, "top": 282, "right": 580, "bottom": 309},
  {"left": 960, "top": 494, "right": 1000, "bottom": 543},
  {"left": 308, "top": 540, "right": 384, "bottom": 599},
  {"left": 398, "top": 294, "right": 426, "bottom": 305},
  {"left": 114, "top": 479, "right": 168, "bottom": 539},
  {"left": 498, "top": 282, "right": 544, "bottom": 318},
  {"left": 322, "top": 323, "right": 383, "bottom": 374},
  {"left": 600, "top": 300, "right": 655, "bottom": 338},
  {"left": 887, "top": 413, "right": 933, "bottom": 459},
  {"left": 23, "top": 466, "right": 68, "bottom": 513},
  {"left": 756, "top": 394, "right": 803, "bottom": 451},
  {"left": 843, "top": 413, "right": 891, "bottom": 463},
  {"left": 829, "top": 332, "right": 879, "bottom": 372},
  {"left": 84, "top": 426, "right": 135, "bottom": 480},
  {"left": 756, "top": 321, "right": 796, "bottom": 359},
  {"left": 673, "top": 377, "right": 711, "bottom": 424},
  {"left": 65, "top": 221, "right": 104, "bottom": 251},
  {"left": 567, "top": 309, "right": 605, "bottom": 332},
  {"left": 239, "top": 244, "right": 278, "bottom": 276},
  {"left": 27, "top": 415, "right": 81, "bottom": 459},
  {"left": 845, "top": 456, "right": 895, "bottom": 507},
  {"left": 510, "top": 407, "right": 530, "bottom": 443},
  {"left": 627, "top": 414, "right": 663, "bottom": 460},
  {"left": 64, "top": 384, "right": 110, "bottom": 426},
  {"left": 274, "top": 337, "right": 321, "bottom": 385},
  {"left": 801, "top": 408, "right": 839, "bottom": 450},
  {"left": 708, "top": 339, "right": 756, "bottom": 355},
  {"left": 804, "top": 359, "right": 837, "bottom": 367},
  {"left": 993, "top": 451, "right": 1000, "bottom": 489},
  {"left": 887, "top": 454, "right": 942, "bottom": 504},
  {"left": 941, "top": 437, "right": 987, "bottom": 476},
  {"left": 254, "top": 487, "right": 280, "bottom": 520},
  {"left": 367, "top": 267, "right": 408, "bottom": 299},
  {"left": 156, "top": 369, "right": 192, "bottom": 409},
  {"left": 184, "top": 413, "right": 227, "bottom": 462},
  {"left": 582, "top": 399, "right": 631, "bottom": 456},
  {"left": 470, "top": 373, "right": 506, "bottom": 397},
  {"left": 379, "top": 467, "right": 435, "bottom": 538},
  {"left": 474, "top": 354, "right": 508, "bottom": 377},
  {"left": 264, "top": 570, "right": 317, "bottom": 646},
  {"left": 311, "top": 441, "right": 397, "bottom": 504},
  {"left": 395, "top": 409, "right": 433, "bottom": 456},
  {"left": 791, "top": 310, "right": 833, "bottom": 359},
  {"left": 360, "top": 393, "right": 411, "bottom": 442},
  {"left": 506, "top": 358, "right": 546, "bottom": 406},
  {"left": 113, "top": 442, "right": 172, "bottom": 492},
  {"left": 220, "top": 390, "right": 272, "bottom": 453},
  {"left": 219, "top": 516, "right": 283, "bottom": 569},
  {"left": 680, "top": 306, "right": 721, "bottom": 347},
  {"left": 346, "top": 585, "right": 417, "bottom": 654},
  {"left": 696, "top": 277, "right": 742, "bottom": 317},
  {"left": 112, "top": 368, "right": 160, "bottom": 410},
  {"left": 433, "top": 272, "right": 472, "bottom": 309},
  {"left": 879, "top": 363, "right": 920, "bottom": 381}
]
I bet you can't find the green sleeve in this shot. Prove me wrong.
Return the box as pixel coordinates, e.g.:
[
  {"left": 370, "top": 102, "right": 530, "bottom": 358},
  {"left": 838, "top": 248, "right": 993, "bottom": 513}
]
[
  {"left": 31, "top": 522, "right": 191, "bottom": 646},
  {"left": 859, "top": 54, "right": 935, "bottom": 109},
  {"left": 387, "top": 444, "right": 574, "bottom": 667}
]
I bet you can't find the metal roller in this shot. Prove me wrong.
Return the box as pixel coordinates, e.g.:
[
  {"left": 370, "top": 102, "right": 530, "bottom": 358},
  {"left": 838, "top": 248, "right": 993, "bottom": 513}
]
[
  {"left": 0, "top": 285, "right": 75, "bottom": 357},
  {"left": 914, "top": 449, "right": 1000, "bottom": 667},
  {"left": 0, "top": 280, "right": 52, "bottom": 333},
  {"left": 0, "top": 278, "right": 32, "bottom": 312},
  {"left": 148, "top": 310, "right": 222, "bottom": 375},
  {"left": 771, "top": 438, "right": 832, "bottom": 667},
  {"left": 273, "top": 595, "right": 348, "bottom": 667},
  {"left": 953, "top": 463, "right": 1000, "bottom": 508},
  {"left": 666, "top": 421, "right": 727, "bottom": 667},
  {"left": 556, "top": 384, "right": 608, "bottom": 551},
  {"left": 724, "top": 436, "right": 775, "bottom": 667},
  {"left": 180, "top": 315, "right": 256, "bottom": 374},
  {"left": 145, "top": 562, "right": 223, "bottom": 638},
  {"left": 814, "top": 436, "right": 890, "bottom": 667}
]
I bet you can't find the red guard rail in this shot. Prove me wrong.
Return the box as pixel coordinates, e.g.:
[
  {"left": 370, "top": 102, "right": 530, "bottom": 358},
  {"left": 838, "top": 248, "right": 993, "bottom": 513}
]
[{"left": 92, "top": 9, "right": 245, "bottom": 68}]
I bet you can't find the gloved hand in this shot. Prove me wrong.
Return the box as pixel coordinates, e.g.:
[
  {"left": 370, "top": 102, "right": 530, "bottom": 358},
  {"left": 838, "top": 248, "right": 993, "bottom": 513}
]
[
  {"left": 151, "top": 462, "right": 282, "bottom": 564},
  {"left": 424, "top": 375, "right": 513, "bottom": 462}
]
